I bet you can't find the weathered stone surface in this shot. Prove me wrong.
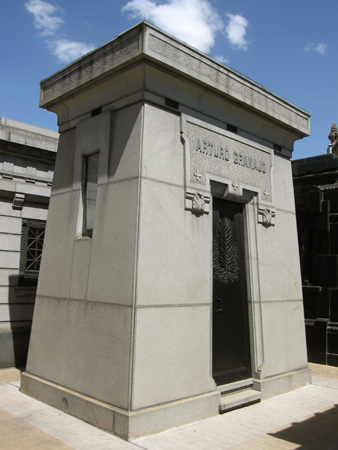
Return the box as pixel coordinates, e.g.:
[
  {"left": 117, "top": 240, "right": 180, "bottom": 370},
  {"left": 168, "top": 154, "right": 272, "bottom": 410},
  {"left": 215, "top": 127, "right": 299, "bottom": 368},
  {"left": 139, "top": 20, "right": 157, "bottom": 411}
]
[{"left": 23, "top": 22, "right": 310, "bottom": 440}]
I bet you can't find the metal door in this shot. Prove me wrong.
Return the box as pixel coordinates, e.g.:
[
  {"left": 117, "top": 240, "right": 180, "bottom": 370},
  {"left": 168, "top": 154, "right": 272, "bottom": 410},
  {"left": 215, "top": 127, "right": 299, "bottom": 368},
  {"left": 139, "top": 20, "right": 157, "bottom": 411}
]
[{"left": 212, "top": 198, "right": 251, "bottom": 385}]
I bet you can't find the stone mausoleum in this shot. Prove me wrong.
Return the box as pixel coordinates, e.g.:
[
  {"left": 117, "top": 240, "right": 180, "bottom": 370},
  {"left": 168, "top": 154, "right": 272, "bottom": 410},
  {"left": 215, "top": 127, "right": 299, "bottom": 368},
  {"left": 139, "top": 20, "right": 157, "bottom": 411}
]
[
  {"left": 22, "top": 22, "right": 311, "bottom": 440},
  {"left": 293, "top": 124, "right": 338, "bottom": 366},
  {"left": 0, "top": 118, "right": 57, "bottom": 368}
]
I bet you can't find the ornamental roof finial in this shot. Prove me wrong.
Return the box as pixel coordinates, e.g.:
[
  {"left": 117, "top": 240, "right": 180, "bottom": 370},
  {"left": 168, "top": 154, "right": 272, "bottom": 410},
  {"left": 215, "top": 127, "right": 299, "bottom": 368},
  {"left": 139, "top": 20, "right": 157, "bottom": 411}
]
[
  {"left": 329, "top": 123, "right": 338, "bottom": 144},
  {"left": 328, "top": 123, "right": 338, "bottom": 155}
]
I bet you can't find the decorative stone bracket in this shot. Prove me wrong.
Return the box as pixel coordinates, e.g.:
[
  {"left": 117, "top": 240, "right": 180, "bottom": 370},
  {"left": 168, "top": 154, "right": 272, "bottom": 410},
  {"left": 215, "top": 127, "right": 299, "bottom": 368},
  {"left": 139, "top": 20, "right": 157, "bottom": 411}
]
[
  {"left": 258, "top": 207, "right": 276, "bottom": 227},
  {"left": 185, "top": 191, "right": 210, "bottom": 214},
  {"left": 186, "top": 187, "right": 276, "bottom": 227},
  {"left": 12, "top": 193, "right": 25, "bottom": 210}
]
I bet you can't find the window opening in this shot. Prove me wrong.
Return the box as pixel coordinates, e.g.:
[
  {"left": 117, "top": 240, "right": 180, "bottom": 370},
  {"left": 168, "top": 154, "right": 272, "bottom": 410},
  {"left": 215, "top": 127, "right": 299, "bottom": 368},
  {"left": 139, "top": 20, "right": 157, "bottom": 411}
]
[
  {"left": 83, "top": 152, "right": 99, "bottom": 238},
  {"left": 91, "top": 108, "right": 102, "bottom": 117},
  {"left": 227, "top": 124, "right": 238, "bottom": 134},
  {"left": 165, "top": 98, "right": 179, "bottom": 110},
  {"left": 20, "top": 220, "right": 46, "bottom": 285}
]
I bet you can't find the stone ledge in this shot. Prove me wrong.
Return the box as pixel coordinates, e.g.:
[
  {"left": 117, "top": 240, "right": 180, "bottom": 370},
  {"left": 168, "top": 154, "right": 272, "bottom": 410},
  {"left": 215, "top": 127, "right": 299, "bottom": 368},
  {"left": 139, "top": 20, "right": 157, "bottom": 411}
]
[
  {"left": 0, "top": 117, "right": 58, "bottom": 151},
  {"left": 253, "top": 367, "right": 312, "bottom": 399}
]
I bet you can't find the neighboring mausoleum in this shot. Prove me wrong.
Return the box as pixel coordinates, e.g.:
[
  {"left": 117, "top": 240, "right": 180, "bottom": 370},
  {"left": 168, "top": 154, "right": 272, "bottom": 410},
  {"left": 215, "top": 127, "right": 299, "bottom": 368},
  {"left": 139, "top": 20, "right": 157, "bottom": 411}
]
[
  {"left": 22, "top": 22, "right": 311, "bottom": 440},
  {"left": 293, "top": 123, "right": 338, "bottom": 366},
  {"left": 0, "top": 118, "right": 58, "bottom": 368}
]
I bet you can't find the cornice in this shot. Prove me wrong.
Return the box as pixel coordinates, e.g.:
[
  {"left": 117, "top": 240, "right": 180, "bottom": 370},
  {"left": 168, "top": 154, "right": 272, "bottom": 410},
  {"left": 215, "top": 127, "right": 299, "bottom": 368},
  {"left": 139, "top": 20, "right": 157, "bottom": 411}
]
[{"left": 39, "top": 21, "right": 310, "bottom": 137}]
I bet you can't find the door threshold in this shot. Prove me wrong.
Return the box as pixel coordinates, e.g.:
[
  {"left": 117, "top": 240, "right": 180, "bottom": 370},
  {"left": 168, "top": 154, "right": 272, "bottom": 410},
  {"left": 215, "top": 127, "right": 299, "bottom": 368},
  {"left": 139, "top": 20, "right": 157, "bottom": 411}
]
[
  {"left": 219, "top": 387, "right": 262, "bottom": 413},
  {"left": 217, "top": 378, "right": 254, "bottom": 395},
  {"left": 216, "top": 378, "right": 262, "bottom": 413}
]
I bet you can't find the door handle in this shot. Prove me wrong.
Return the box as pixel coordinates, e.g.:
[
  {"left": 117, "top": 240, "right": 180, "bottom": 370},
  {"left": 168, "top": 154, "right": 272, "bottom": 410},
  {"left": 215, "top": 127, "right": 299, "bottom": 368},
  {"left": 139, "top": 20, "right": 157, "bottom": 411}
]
[{"left": 216, "top": 297, "right": 222, "bottom": 313}]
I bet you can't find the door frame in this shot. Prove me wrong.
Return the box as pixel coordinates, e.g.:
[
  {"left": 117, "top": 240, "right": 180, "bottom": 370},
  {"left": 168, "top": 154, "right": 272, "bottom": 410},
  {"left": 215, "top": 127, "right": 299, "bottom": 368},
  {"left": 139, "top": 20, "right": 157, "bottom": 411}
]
[
  {"left": 212, "top": 197, "right": 252, "bottom": 385},
  {"left": 210, "top": 181, "right": 265, "bottom": 383}
]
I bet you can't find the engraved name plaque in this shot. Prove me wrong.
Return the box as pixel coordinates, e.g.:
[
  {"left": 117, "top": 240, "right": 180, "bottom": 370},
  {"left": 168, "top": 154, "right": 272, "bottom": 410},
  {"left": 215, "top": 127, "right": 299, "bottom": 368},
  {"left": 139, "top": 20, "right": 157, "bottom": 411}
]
[{"left": 181, "top": 115, "right": 274, "bottom": 218}]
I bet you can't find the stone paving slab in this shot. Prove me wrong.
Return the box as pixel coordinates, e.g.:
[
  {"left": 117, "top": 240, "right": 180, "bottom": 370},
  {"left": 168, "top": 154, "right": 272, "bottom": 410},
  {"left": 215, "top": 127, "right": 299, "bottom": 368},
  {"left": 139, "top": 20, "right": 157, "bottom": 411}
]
[
  {"left": 0, "top": 407, "right": 73, "bottom": 450},
  {"left": 134, "top": 382, "right": 338, "bottom": 450},
  {"left": 0, "top": 369, "right": 139, "bottom": 450},
  {"left": 0, "top": 364, "right": 338, "bottom": 449}
]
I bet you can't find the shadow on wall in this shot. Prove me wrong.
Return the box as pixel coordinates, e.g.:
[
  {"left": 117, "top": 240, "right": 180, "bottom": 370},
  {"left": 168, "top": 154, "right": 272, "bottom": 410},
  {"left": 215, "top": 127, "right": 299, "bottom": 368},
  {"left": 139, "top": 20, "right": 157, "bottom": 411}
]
[
  {"left": 269, "top": 404, "right": 338, "bottom": 448},
  {"left": 5, "top": 274, "right": 36, "bottom": 369}
]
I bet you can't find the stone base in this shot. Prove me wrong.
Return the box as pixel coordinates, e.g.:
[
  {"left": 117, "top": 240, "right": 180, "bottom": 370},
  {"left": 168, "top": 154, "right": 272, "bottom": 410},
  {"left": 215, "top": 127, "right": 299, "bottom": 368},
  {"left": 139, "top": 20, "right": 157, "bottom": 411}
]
[
  {"left": 21, "top": 372, "right": 220, "bottom": 440},
  {"left": 253, "top": 367, "right": 312, "bottom": 399}
]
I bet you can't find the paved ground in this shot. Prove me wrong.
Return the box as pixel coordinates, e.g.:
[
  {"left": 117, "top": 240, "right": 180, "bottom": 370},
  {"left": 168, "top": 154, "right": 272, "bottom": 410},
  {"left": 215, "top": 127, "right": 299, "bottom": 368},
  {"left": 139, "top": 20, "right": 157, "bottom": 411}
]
[{"left": 1, "top": 364, "right": 338, "bottom": 449}]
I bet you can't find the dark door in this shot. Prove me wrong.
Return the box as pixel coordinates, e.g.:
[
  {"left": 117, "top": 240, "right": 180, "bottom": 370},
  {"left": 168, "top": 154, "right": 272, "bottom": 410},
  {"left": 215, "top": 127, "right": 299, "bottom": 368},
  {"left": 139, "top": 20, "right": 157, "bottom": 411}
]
[{"left": 212, "top": 198, "right": 251, "bottom": 385}]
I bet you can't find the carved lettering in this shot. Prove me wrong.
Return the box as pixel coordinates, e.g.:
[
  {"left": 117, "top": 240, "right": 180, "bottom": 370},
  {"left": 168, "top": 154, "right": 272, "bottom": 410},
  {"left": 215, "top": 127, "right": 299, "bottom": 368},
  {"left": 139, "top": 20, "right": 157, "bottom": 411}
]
[
  {"left": 195, "top": 138, "right": 267, "bottom": 179},
  {"left": 233, "top": 150, "right": 265, "bottom": 173},
  {"left": 188, "top": 122, "right": 272, "bottom": 205},
  {"left": 196, "top": 139, "right": 202, "bottom": 152},
  {"left": 196, "top": 139, "right": 229, "bottom": 161}
]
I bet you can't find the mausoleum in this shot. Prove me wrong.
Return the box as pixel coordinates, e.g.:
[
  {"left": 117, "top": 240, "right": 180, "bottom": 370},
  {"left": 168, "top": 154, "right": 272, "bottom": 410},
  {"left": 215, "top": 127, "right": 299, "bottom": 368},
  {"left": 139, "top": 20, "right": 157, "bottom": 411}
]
[
  {"left": 293, "top": 124, "right": 338, "bottom": 366},
  {"left": 0, "top": 118, "right": 57, "bottom": 368},
  {"left": 22, "top": 22, "right": 311, "bottom": 440}
]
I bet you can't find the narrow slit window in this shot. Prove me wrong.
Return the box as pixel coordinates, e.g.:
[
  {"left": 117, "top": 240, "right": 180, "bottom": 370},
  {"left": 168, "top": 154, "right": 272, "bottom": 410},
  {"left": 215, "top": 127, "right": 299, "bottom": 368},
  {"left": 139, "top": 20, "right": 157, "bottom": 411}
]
[
  {"left": 83, "top": 153, "right": 99, "bottom": 237},
  {"left": 165, "top": 98, "right": 179, "bottom": 109},
  {"left": 227, "top": 124, "right": 238, "bottom": 134}
]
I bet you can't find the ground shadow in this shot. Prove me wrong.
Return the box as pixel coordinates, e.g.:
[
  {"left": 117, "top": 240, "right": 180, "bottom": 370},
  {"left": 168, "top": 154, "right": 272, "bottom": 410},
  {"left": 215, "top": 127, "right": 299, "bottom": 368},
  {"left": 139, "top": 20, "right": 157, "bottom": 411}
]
[
  {"left": 7, "top": 274, "right": 36, "bottom": 369},
  {"left": 269, "top": 404, "right": 338, "bottom": 449}
]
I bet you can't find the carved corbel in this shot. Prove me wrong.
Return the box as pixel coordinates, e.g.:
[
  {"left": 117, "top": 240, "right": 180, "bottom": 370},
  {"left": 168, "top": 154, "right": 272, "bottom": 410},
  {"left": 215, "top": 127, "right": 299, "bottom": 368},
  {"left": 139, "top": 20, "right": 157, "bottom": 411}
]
[
  {"left": 12, "top": 193, "right": 25, "bottom": 210},
  {"left": 185, "top": 191, "right": 210, "bottom": 215},
  {"left": 258, "top": 207, "right": 276, "bottom": 227}
]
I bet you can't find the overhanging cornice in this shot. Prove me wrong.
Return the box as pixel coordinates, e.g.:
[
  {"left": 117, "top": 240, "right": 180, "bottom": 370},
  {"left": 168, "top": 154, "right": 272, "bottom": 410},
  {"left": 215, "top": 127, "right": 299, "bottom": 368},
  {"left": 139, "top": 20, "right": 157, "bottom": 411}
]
[{"left": 39, "top": 21, "right": 310, "bottom": 137}]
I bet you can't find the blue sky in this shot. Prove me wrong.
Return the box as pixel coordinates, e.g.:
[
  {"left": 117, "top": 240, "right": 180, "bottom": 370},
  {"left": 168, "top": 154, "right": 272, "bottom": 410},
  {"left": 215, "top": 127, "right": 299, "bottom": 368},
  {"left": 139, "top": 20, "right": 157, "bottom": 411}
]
[{"left": 1, "top": 0, "right": 337, "bottom": 159}]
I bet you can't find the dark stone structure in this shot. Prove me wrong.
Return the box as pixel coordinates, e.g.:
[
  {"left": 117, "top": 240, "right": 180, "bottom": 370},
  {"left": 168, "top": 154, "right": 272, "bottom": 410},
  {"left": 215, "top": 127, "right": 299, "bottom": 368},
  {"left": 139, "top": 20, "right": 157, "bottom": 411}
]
[{"left": 292, "top": 125, "right": 338, "bottom": 366}]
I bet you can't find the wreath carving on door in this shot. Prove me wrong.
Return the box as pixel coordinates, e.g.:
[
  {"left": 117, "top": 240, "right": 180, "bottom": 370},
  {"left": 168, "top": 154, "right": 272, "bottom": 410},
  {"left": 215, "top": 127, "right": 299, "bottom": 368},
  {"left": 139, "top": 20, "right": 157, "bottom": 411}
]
[{"left": 213, "top": 217, "right": 239, "bottom": 283}]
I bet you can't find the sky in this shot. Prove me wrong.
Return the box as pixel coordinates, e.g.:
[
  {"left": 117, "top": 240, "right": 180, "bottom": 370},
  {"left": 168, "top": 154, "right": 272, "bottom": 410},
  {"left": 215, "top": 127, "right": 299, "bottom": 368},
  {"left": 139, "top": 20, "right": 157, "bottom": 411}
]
[{"left": 1, "top": 0, "right": 337, "bottom": 159}]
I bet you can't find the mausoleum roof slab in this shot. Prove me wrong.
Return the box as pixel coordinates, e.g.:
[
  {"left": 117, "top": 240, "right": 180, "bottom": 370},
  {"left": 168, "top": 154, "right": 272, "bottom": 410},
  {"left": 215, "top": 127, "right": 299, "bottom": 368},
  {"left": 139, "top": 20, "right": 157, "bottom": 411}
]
[{"left": 39, "top": 21, "right": 310, "bottom": 139}]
